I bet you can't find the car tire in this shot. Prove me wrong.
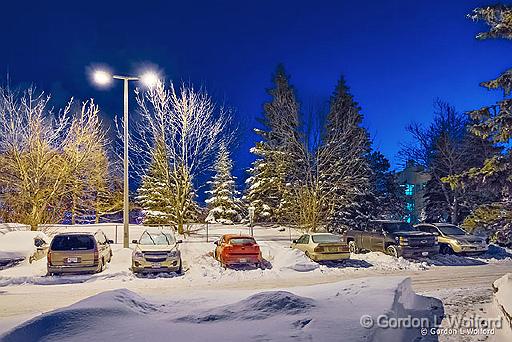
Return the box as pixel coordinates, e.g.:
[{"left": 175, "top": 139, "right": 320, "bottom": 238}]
[
  {"left": 386, "top": 245, "right": 400, "bottom": 258},
  {"left": 348, "top": 241, "right": 359, "bottom": 254},
  {"left": 440, "top": 244, "right": 453, "bottom": 255},
  {"left": 177, "top": 260, "right": 183, "bottom": 275}
]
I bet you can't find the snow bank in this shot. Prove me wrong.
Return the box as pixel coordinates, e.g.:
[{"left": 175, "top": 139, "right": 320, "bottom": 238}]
[
  {"left": 0, "top": 223, "right": 29, "bottom": 236},
  {"left": 0, "top": 276, "right": 443, "bottom": 342},
  {"left": 493, "top": 273, "right": 512, "bottom": 340},
  {"left": 0, "top": 231, "right": 49, "bottom": 263}
]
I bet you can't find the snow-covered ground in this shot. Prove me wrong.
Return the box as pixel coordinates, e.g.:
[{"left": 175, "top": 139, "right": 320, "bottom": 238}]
[
  {"left": 0, "top": 276, "right": 442, "bottom": 342},
  {"left": 0, "top": 223, "right": 511, "bottom": 341},
  {"left": 0, "top": 223, "right": 509, "bottom": 288}
]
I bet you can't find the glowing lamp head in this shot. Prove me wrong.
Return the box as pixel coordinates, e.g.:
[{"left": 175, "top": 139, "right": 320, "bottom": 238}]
[
  {"left": 140, "top": 72, "right": 159, "bottom": 88},
  {"left": 93, "top": 70, "right": 112, "bottom": 86}
]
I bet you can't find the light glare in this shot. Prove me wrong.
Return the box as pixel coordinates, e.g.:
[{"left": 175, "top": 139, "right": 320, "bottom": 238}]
[
  {"left": 93, "top": 70, "right": 112, "bottom": 86},
  {"left": 140, "top": 72, "right": 159, "bottom": 88}
]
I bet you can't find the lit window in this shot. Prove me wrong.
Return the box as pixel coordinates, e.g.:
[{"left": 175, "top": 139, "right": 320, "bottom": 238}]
[{"left": 405, "top": 184, "right": 414, "bottom": 196}]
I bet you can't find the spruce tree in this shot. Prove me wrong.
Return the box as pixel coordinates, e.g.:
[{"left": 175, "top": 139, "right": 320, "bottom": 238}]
[
  {"left": 245, "top": 65, "right": 303, "bottom": 222},
  {"left": 320, "top": 77, "right": 373, "bottom": 232},
  {"left": 445, "top": 5, "right": 512, "bottom": 243},
  {"left": 136, "top": 143, "right": 175, "bottom": 225},
  {"left": 205, "top": 143, "right": 241, "bottom": 224}
]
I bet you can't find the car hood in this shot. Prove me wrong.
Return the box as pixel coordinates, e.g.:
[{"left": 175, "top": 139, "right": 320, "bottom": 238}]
[
  {"left": 136, "top": 244, "right": 177, "bottom": 253},
  {"left": 392, "top": 231, "right": 434, "bottom": 237},
  {"left": 450, "top": 235, "right": 485, "bottom": 244}
]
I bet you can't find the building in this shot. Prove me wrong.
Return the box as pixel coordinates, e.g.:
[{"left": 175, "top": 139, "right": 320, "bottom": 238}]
[{"left": 397, "top": 161, "right": 431, "bottom": 223}]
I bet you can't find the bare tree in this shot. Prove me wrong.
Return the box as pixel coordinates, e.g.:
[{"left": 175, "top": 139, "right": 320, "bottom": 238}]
[
  {"left": 132, "top": 81, "right": 231, "bottom": 234},
  {"left": 0, "top": 86, "right": 109, "bottom": 230}
]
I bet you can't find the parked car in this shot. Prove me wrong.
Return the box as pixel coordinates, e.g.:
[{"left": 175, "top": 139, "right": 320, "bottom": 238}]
[
  {"left": 345, "top": 220, "right": 439, "bottom": 258},
  {"left": 131, "top": 229, "right": 183, "bottom": 274},
  {"left": 214, "top": 234, "right": 262, "bottom": 268},
  {"left": 47, "top": 230, "right": 113, "bottom": 275},
  {"left": 29, "top": 235, "right": 50, "bottom": 263},
  {"left": 415, "top": 223, "right": 488, "bottom": 255},
  {"left": 291, "top": 233, "right": 350, "bottom": 262}
]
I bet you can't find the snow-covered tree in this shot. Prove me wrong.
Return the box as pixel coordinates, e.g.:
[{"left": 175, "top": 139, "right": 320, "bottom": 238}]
[
  {"left": 132, "top": 81, "right": 231, "bottom": 233},
  {"left": 319, "top": 77, "right": 372, "bottom": 232},
  {"left": 245, "top": 65, "right": 304, "bottom": 222},
  {"left": 367, "top": 151, "right": 405, "bottom": 220},
  {"left": 136, "top": 142, "right": 175, "bottom": 224},
  {"left": 444, "top": 5, "right": 512, "bottom": 243},
  {"left": 0, "top": 86, "right": 110, "bottom": 230},
  {"left": 205, "top": 143, "right": 241, "bottom": 224}
]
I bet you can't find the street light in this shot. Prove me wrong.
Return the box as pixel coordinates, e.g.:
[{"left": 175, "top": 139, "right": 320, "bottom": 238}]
[{"left": 92, "top": 69, "right": 159, "bottom": 248}]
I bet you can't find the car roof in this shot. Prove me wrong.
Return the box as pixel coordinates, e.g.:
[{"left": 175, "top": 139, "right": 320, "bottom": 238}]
[
  {"left": 223, "top": 234, "right": 254, "bottom": 239},
  {"left": 370, "top": 220, "right": 404, "bottom": 223},
  {"left": 54, "top": 232, "right": 95, "bottom": 236}
]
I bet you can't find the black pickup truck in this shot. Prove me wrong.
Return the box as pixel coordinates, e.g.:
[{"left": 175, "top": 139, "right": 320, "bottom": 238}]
[{"left": 345, "top": 220, "right": 439, "bottom": 258}]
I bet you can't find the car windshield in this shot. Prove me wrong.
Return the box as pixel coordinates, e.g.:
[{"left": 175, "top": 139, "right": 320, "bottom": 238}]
[
  {"left": 437, "top": 225, "right": 466, "bottom": 236},
  {"left": 51, "top": 235, "right": 94, "bottom": 251},
  {"left": 139, "top": 231, "right": 175, "bottom": 245},
  {"left": 229, "top": 238, "right": 256, "bottom": 245},
  {"left": 381, "top": 222, "right": 416, "bottom": 233},
  {"left": 311, "top": 234, "right": 342, "bottom": 243}
]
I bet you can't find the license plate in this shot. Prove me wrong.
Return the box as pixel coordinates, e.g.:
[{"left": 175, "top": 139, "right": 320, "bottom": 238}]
[
  {"left": 66, "top": 257, "right": 78, "bottom": 263},
  {"left": 421, "top": 252, "right": 428, "bottom": 256},
  {"left": 151, "top": 263, "right": 161, "bottom": 268},
  {"left": 239, "top": 258, "right": 247, "bottom": 263}
]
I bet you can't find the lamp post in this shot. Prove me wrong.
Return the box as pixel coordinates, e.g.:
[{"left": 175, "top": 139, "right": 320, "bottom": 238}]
[{"left": 93, "top": 69, "right": 158, "bottom": 248}]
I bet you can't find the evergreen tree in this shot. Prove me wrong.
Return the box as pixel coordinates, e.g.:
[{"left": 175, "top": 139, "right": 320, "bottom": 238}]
[
  {"left": 320, "top": 77, "right": 373, "bottom": 232},
  {"left": 367, "top": 151, "right": 405, "bottom": 220},
  {"left": 136, "top": 143, "right": 175, "bottom": 225},
  {"left": 445, "top": 5, "right": 512, "bottom": 243},
  {"left": 245, "top": 65, "right": 303, "bottom": 222},
  {"left": 205, "top": 143, "right": 242, "bottom": 224}
]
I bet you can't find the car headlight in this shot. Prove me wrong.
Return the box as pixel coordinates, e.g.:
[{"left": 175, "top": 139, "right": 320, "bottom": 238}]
[
  {"left": 168, "top": 251, "right": 179, "bottom": 258},
  {"left": 133, "top": 251, "right": 144, "bottom": 259}
]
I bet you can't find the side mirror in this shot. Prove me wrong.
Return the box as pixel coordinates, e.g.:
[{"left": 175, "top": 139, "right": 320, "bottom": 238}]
[
  {"left": 107, "top": 239, "right": 114, "bottom": 244},
  {"left": 177, "top": 240, "right": 183, "bottom": 244},
  {"left": 292, "top": 239, "right": 298, "bottom": 244},
  {"left": 131, "top": 239, "right": 138, "bottom": 244}
]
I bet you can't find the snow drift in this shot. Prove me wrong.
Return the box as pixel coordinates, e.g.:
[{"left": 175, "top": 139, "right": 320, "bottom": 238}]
[
  {"left": 493, "top": 273, "right": 512, "bottom": 341},
  {"left": 1, "top": 276, "right": 443, "bottom": 342}
]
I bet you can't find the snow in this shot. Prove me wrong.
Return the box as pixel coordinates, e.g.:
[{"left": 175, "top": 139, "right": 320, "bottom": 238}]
[
  {"left": 0, "top": 231, "right": 49, "bottom": 264},
  {"left": 0, "top": 223, "right": 510, "bottom": 288},
  {"left": 0, "top": 276, "right": 442, "bottom": 342},
  {"left": 493, "top": 273, "right": 512, "bottom": 340}
]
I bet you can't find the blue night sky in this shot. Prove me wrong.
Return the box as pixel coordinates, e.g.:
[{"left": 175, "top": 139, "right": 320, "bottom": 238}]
[{"left": 1, "top": 0, "right": 510, "bottom": 182}]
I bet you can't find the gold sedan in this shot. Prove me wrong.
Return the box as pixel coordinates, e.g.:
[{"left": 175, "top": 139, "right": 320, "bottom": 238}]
[{"left": 291, "top": 233, "right": 350, "bottom": 262}]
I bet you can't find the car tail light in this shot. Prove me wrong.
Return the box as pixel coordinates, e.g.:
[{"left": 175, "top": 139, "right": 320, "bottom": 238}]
[
  {"left": 314, "top": 247, "right": 324, "bottom": 252},
  {"left": 47, "top": 250, "right": 52, "bottom": 265}
]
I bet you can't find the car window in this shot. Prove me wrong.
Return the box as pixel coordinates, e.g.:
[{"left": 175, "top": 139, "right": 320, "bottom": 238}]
[
  {"left": 139, "top": 231, "right": 175, "bottom": 245},
  {"left": 382, "top": 222, "right": 416, "bottom": 233},
  {"left": 297, "top": 235, "right": 309, "bottom": 244},
  {"left": 437, "top": 225, "right": 466, "bottom": 236},
  {"left": 311, "top": 234, "right": 342, "bottom": 243},
  {"left": 229, "top": 238, "right": 256, "bottom": 245},
  {"left": 51, "top": 235, "right": 95, "bottom": 251}
]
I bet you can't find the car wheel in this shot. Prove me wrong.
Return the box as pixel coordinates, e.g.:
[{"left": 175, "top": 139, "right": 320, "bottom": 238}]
[
  {"left": 440, "top": 244, "right": 453, "bottom": 255},
  {"left": 386, "top": 245, "right": 399, "bottom": 258},
  {"left": 348, "top": 241, "right": 359, "bottom": 254}
]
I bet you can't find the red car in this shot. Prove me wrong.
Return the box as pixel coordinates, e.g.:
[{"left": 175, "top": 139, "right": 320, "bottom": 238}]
[{"left": 214, "top": 234, "right": 262, "bottom": 268}]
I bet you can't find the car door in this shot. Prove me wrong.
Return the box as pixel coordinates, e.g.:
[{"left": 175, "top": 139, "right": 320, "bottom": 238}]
[{"left": 371, "top": 224, "right": 386, "bottom": 252}]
